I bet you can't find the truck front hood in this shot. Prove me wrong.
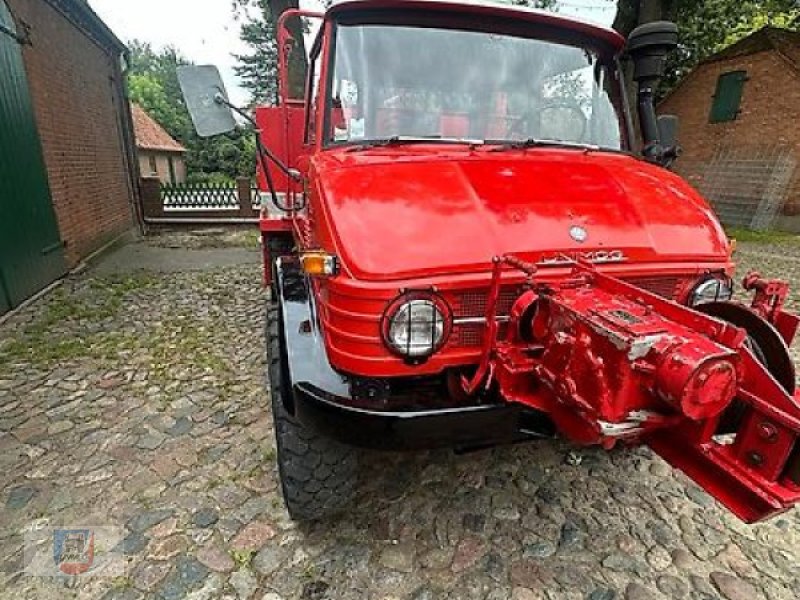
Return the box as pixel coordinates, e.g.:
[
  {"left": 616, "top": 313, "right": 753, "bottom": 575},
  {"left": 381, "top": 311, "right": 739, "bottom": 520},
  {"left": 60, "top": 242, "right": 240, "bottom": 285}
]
[{"left": 314, "top": 148, "right": 730, "bottom": 281}]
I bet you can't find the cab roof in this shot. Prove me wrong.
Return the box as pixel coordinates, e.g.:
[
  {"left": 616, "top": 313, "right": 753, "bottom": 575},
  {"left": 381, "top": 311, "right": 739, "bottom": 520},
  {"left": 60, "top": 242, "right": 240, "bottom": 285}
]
[{"left": 328, "top": 0, "right": 625, "bottom": 52}]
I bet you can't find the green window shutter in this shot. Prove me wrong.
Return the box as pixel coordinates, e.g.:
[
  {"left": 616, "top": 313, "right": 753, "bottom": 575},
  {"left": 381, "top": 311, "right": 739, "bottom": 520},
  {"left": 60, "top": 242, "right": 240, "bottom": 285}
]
[{"left": 710, "top": 71, "right": 748, "bottom": 123}]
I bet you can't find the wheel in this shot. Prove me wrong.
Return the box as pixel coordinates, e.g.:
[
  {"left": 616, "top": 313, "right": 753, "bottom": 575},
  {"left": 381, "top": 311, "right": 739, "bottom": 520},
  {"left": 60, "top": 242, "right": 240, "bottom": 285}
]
[
  {"left": 266, "top": 304, "right": 358, "bottom": 520},
  {"left": 266, "top": 235, "right": 294, "bottom": 305},
  {"left": 696, "top": 301, "right": 796, "bottom": 434}
]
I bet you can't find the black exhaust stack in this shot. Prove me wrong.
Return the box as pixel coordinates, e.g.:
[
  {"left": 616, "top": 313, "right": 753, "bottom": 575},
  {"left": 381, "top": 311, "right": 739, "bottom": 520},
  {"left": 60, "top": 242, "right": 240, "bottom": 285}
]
[{"left": 627, "top": 22, "right": 679, "bottom": 162}]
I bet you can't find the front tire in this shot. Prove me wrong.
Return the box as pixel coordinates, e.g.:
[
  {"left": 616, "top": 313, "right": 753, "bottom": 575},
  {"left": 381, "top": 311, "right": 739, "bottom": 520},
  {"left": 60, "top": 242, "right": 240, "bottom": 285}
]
[{"left": 266, "top": 305, "right": 358, "bottom": 521}]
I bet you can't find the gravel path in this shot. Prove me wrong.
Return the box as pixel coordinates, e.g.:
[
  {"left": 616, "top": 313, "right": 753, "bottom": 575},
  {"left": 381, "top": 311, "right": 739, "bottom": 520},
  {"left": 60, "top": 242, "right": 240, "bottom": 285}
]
[{"left": 0, "top": 232, "right": 798, "bottom": 600}]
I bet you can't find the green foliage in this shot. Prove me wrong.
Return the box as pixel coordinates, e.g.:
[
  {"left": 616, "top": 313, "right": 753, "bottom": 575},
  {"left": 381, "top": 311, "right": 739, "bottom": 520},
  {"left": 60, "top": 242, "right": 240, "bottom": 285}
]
[
  {"left": 665, "top": 0, "right": 800, "bottom": 93},
  {"left": 726, "top": 227, "right": 800, "bottom": 244},
  {"left": 720, "top": 6, "right": 800, "bottom": 48},
  {"left": 233, "top": 0, "right": 279, "bottom": 105},
  {"left": 126, "top": 41, "right": 255, "bottom": 179},
  {"left": 128, "top": 74, "right": 185, "bottom": 141},
  {"left": 0, "top": 274, "right": 157, "bottom": 370},
  {"left": 186, "top": 172, "right": 236, "bottom": 186},
  {"left": 232, "top": 0, "right": 309, "bottom": 103}
]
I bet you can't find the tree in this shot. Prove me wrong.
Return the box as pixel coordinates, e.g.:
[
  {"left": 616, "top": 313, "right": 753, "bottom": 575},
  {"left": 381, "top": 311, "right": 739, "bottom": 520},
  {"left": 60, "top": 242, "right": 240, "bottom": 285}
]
[
  {"left": 233, "top": 0, "right": 279, "bottom": 104},
  {"left": 723, "top": 9, "right": 799, "bottom": 47},
  {"left": 127, "top": 42, "right": 192, "bottom": 141},
  {"left": 233, "top": 0, "right": 307, "bottom": 103}
]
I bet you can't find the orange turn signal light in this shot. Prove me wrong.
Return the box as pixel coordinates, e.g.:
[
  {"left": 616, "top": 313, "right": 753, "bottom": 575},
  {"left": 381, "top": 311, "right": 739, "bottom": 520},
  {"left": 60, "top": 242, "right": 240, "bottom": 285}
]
[{"left": 300, "top": 251, "right": 339, "bottom": 277}]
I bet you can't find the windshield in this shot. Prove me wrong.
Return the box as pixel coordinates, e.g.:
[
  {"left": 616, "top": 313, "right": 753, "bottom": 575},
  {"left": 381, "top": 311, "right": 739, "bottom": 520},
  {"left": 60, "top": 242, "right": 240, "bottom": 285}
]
[{"left": 327, "top": 23, "right": 624, "bottom": 149}]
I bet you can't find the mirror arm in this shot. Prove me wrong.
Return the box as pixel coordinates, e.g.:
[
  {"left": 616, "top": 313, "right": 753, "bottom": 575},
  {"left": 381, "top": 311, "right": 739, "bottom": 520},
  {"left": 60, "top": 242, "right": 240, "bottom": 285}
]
[
  {"left": 213, "top": 92, "right": 302, "bottom": 183},
  {"left": 212, "top": 91, "right": 304, "bottom": 214}
]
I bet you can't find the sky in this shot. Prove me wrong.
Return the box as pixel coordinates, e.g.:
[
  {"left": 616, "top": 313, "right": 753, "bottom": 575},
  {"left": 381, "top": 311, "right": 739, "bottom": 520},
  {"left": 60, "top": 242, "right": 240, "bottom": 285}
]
[{"left": 88, "top": 0, "right": 617, "bottom": 107}]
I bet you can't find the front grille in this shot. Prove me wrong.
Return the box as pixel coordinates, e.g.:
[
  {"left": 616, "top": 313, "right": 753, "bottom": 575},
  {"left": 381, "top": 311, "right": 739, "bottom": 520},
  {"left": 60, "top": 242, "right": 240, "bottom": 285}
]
[
  {"left": 453, "top": 321, "right": 509, "bottom": 347},
  {"left": 455, "top": 323, "right": 484, "bottom": 347},
  {"left": 623, "top": 276, "right": 684, "bottom": 300},
  {"left": 449, "top": 275, "right": 688, "bottom": 349},
  {"left": 452, "top": 286, "right": 522, "bottom": 319}
]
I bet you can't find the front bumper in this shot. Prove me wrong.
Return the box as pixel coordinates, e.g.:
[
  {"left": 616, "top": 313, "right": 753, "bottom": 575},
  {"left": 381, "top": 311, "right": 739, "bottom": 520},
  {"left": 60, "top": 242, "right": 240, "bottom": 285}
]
[
  {"left": 292, "top": 382, "right": 553, "bottom": 451},
  {"left": 275, "top": 256, "right": 554, "bottom": 452}
]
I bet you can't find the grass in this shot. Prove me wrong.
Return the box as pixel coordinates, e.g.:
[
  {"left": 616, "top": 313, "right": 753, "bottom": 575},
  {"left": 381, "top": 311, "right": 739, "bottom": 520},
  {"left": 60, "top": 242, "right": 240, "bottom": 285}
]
[
  {"left": 0, "top": 273, "right": 156, "bottom": 369},
  {"left": 300, "top": 562, "right": 320, "bottom": 580},
  {"left": 240, "top": 230, "right": 262, "bottom": 251},
  {"left": 230, "top": 549, "right": 256, "bottom": 569},
  {"left": 726, "top": 227, "right": 800, "bottom": 244},
  {"left": 0, "top": 268, "right": 238, "bottom": 394},
  {"left": 145, "top": 317, "right": 230, "bottom": 384},
  {"left": 110, "top": 576, "right": 134, "bottom": 591}
]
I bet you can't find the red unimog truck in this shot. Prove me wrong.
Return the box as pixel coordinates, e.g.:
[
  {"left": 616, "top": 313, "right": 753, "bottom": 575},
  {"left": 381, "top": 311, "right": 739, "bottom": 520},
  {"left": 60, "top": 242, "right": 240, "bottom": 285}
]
[{"left": 179, "top": 0, "right": 800, "bottom": 522}]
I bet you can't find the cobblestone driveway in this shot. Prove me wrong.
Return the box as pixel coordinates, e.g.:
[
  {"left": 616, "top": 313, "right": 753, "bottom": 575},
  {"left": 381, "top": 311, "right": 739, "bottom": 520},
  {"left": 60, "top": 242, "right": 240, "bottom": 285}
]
[{"left": 1, "top": 232, "right": 799, "bottom": 600}]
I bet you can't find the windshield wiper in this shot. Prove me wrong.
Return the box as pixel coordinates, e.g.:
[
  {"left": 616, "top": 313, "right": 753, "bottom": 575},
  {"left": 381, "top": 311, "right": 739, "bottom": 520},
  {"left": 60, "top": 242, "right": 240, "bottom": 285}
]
[
  {"left": 346, "top": 135, "right": 485, "bottom": 152},
  {"left": 487, "top": 138, "right": 600, "bottom": 152}
]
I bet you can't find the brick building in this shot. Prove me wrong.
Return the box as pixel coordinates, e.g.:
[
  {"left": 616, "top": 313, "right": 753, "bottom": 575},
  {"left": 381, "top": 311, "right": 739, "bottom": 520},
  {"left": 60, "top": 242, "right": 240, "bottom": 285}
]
[
  {"left": 132, "top": 104, "right": 187, "bottom": 185},
  {"left": 0, "top": 0, "right": 138, "bottom": 314},
  {"left": 659, "top": 27, "right": 800, "bottom": 232}
]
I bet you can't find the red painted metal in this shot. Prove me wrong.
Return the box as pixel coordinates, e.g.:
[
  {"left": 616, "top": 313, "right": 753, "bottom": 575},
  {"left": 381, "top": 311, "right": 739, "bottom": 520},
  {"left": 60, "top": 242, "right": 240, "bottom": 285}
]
[
  {"left": 740, "top": 272, "right": 800, "bottom": 348},
  {"left": 743, "top": 271, "right": 790, "bottom": 321},
  {"left": 255, "top": 106, "right": 305, "bottom": 197},
  {"left": 259, "top": 9, "right": 323, "bottom": 285},
  {"left": 256, "top": 0, "right": 800, "bottom": 522},
  {"left": 311, "top": 148, "right": 731, "bottom": 282},
  {"left": 464, "top": 256, "right": 800, "bottom": 522},
  {"left": 276, "top": 9, "right": 324, "bottom": 105}
]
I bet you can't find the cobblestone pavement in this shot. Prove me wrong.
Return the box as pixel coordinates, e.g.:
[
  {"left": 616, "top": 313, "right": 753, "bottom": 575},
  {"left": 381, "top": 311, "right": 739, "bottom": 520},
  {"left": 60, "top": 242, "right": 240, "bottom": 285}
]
[{"left": 1, "top": 233, "right": 799, "bottom": 600}]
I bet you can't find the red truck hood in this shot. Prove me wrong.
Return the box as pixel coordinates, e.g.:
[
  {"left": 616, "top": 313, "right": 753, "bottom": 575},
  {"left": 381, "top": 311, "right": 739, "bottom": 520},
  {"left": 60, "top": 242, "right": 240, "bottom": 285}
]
[{"left": 314, "top": 147, "right": 730, "bottom": 282}]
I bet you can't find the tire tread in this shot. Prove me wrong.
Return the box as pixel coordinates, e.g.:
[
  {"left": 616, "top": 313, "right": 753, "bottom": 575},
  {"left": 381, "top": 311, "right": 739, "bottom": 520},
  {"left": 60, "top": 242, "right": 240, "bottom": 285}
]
[{"left": 266, "top": 304, "right": 357, "bottom": 520}]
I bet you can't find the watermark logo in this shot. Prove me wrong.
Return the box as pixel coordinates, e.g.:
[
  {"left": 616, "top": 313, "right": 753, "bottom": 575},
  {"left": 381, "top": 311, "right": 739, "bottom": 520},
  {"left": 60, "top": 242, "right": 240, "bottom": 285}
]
[
  {"left": 53, "top": 529, "right": 95, "bottom": 576},
  {"left": 25, "top": 525, "right": 126, "bottom": 578}
]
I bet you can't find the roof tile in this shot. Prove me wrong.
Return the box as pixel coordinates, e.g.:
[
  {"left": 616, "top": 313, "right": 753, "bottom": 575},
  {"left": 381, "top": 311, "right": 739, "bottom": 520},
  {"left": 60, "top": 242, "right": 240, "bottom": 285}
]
[{"left": 131, "top": 104, "right": 186, "bottom": 153}]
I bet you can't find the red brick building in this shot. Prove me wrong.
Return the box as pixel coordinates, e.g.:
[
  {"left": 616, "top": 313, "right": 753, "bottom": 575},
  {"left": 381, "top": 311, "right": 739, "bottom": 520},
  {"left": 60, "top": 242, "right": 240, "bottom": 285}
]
[
  {"left": 0, "top": 0, "right": 138, "bottom": 313},
  {"left": 659, "top": 27, "right": 800, "bottom": 232}
]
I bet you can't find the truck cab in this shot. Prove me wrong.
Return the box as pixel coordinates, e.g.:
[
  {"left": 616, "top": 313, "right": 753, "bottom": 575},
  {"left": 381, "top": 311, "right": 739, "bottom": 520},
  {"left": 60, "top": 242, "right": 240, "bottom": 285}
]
[{"left": 180, "top": 0, "right": 800, "bottom": 523}]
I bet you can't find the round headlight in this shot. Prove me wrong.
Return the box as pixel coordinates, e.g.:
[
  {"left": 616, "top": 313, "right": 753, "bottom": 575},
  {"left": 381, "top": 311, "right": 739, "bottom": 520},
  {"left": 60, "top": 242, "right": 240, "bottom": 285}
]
[
  {"left": 383, "top": 296, "right": 450, "bottom": 358},
  {"left": 690, "top": 276, "right": 733, "bottom": 306}
]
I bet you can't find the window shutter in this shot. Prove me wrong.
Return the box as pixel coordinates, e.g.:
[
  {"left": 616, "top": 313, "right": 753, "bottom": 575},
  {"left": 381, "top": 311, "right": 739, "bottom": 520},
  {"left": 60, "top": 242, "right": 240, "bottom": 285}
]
[{"left": 710, "top": 71, "right": 748, "bottom": 123}]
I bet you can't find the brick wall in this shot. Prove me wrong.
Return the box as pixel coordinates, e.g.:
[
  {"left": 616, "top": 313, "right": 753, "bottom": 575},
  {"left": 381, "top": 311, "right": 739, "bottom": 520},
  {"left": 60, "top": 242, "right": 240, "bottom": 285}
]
[
  {"left": 7, "top": 0, "right": 137, "bottom": 266},
  {"left": 658, "top": 50, "right": 800, "bottom": 219}
]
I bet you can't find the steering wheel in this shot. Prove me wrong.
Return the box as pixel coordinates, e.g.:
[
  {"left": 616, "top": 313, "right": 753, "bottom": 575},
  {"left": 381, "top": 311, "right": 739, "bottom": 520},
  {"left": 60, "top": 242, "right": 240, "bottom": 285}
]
[{"left": 507, "top": 100, "right": 588, "bottom": 143}]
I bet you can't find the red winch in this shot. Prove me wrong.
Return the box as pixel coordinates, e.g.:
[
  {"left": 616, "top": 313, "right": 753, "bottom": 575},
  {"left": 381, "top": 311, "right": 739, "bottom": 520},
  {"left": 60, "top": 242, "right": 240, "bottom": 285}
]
[{"left": 464, "top": 256, "right": 800, "bottom": 523}]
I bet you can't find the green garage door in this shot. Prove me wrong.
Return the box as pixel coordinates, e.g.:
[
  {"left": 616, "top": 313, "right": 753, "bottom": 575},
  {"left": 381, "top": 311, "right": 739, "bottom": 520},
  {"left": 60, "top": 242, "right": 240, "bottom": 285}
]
[{"left": 0, "top": 0, "right": 67, "bottom": 314}]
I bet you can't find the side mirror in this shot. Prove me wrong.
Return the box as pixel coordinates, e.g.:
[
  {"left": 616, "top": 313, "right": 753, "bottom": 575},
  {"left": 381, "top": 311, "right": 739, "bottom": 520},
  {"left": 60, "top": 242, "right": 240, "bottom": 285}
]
[
  {"left": 657, "top": 114, "right": 679, "bottom": 148},
  {"left": 177, "top": 65, "right": 237, "bottom": 137}
]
